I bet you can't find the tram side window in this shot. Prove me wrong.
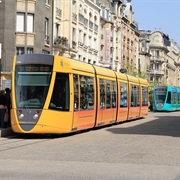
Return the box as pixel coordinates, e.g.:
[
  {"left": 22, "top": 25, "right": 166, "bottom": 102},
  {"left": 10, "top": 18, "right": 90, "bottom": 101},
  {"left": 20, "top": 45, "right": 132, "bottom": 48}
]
[
  {"left": 106, "top": 80, "right": 111, "bottom": 109},
  {"left": 172, "top": 92, "right": 176, "bottom": 104},
  {"left": 166, "top": 92, "right": 171, "bottom": 104},
  {"left": 100, "top": 79, "right": 117, "bottom": 109},
  {"left": 80, "top": 75, "right": 94, "bottom": 110},
  {"left": 142, "top": 86, "right": 148, "bottom": 106},
  {"left": 130, "top": 84, "right": 140, "bottom": 107},
  {"left": 74, "top": 74, "right": 79, "bottom": 111},
  {"left": 178, "top": 93, "right": 180, "bottom": 104},
  {"left": 49, "top": 73, "right": 69, "bottom": 111},
  {"left": 120, "top": 82, "right": 128, "bottom": 108},
  {"left": 100, "top": 79, "right": 105, "bottom": 109},
  {"left": 112, "top": 81, "right": 117, "bottom": 108}
]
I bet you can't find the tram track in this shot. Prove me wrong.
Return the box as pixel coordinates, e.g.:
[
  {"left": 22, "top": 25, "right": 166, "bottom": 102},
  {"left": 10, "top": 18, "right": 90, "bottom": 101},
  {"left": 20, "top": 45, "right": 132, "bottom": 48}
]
[{"left": 0, "top": 135, "right": 54, "bottom": 152}]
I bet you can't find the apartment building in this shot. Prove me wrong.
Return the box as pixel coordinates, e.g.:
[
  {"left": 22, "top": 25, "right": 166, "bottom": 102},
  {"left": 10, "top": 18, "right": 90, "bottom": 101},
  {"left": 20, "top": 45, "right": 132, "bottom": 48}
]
[
  {"left": 138, "top": 31, "right": 151, "bottom": 78},
  {"left": 0, "top": 0, "right": 53, "bottom": 89},
  {"left": 120, "top": 0, "right": 139, "bottom": 74},
  {"left": 0, "top": 0, "right": 180, "bottom": 90},
  {"left": 53, "top": 0, "right": 101, "bottom": 65},
  {"left": 139, "top": 30, "right": 180, "bottom": 87}
]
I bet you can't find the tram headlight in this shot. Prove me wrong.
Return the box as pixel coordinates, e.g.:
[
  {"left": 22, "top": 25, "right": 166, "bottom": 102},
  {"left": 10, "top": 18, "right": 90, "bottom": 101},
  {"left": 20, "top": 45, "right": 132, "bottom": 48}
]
[
  {"left": 157, "top": 103, "right": 163, "bottom": 109},
  {"left": 19, "top": 113, "right": 24, "bottom": 119},
  {"left": 33, "top": 113, "right": 39, "bottom": 119}
]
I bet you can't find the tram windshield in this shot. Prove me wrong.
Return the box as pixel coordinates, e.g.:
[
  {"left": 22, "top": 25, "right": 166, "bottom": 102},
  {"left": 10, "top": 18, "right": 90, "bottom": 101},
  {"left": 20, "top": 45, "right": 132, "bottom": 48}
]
[
  {"left": 154, "top": 87, "right": 167, "bottom": 104},
  {"left": 15, "top": 64, "right": 52, "bottom": 109}
]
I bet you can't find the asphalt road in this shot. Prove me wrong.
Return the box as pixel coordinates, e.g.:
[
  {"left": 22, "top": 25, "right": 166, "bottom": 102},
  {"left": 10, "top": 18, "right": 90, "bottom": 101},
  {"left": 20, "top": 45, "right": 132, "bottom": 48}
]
[{"left": 0, "top": 111, "right": 180, "bottom": 180}]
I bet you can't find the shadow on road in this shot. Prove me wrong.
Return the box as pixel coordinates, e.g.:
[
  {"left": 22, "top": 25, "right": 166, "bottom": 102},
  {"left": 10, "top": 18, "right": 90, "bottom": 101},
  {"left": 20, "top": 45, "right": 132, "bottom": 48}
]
[{"left": 107, "top": 115, "right": 180, "bottom": 137}]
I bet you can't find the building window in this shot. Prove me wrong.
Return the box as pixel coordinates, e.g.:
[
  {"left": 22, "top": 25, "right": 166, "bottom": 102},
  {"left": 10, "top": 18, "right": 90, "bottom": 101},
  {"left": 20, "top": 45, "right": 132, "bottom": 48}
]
[
  {"left": 55, "top": 24, "right": 60, "bottom": 38},
  {"left": 16, "top": 13, "right": 25, "bottom": 32},
  {"left": 45, "top": 0, "right": 49, "bottom": 4},
  {"left": 16, "top": 47, "right": 25, "bottom": 55},
  {"left": 72, "top": 28, "right": 76, "bottom": 41},
  {"left": 16, "top": 13, "right": 34, "bottom": 33},
  {"left": 45, "top": 18, "right": 49, "bottom": 44},
  {"left": 155, "top": 63, "right": 159, "bottom": 70},
  {"left": 156, "top": 50, "right": 160, "bottom": 57},
  {"left": 150, "top": 76, "right": 153, "bottom": 82},
  {"left": 27, "top": 14, "right": 34, "bottom": 32},
  {"left": 83, "top": 33, "right": 86, "bottom": 44},
  {"left": 27, "top": 48, "right": 33, "bottom": 54}
]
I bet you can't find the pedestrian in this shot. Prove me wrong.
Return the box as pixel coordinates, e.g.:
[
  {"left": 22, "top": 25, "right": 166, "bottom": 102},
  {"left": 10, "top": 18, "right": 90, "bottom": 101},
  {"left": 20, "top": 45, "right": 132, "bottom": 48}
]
[
  {"left": 0, "top": 90, "right": 8, "bottom": 128},
  {"left": 5, "top": 88, "right": 11, "bottom": 127}
]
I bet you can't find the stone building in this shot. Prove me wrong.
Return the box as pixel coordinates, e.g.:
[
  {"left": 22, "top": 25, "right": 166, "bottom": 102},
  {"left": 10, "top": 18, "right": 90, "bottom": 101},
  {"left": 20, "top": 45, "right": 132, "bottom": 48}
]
[
  {"left": 139, "top": 30, "right": 180, "bottom": 88},
  {"left": 0, "top": 0, "right": 180, "bottom": 90},
  {"left": 0, "top": 0, "right": 53, "bottom": 89}
]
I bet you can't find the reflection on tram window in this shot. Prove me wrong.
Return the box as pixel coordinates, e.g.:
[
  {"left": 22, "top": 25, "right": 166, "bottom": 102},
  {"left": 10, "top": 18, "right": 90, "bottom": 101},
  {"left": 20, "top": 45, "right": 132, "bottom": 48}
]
[
  {"left": 100, "top": 79, "right": 116, "bottom": 109},
  {"left": 120, "top": 82, "right": 128, "bottom": 108},
  {"left": 74, "top": 74, "right": 79, "bottom": 110},
  {"left": 49, "top": 73, "right": 69, "bottom": 111},
  {"left": 142, "top": 86, "right": 148, "bottom": 106},
  {"left": 100, "top": 79, "right": 105, "bottom": 109},
  {"left": 155, "top": 88, "right": 167, "bottom": 104},
  {"left": 80, "top": 75, "right": 94, "bottom": 110},
  {"left": 15, "top": 65, "right": 52, "bottom": 109},
  {"left": 172, "top": 92, "right": 176, "bottom": 104},
  {"left": 112, "top": 81, "right": 117, "bottom": 108},
  {"left": 178, "top": 93, "right": 180, "bottom": 104},
  {"left": 106, "top": 80, "right": 111, "bottom": 109},
  {"left": 73, "top": 74, "right": 94, "bottom": 111},
  {"left": 130, "top": 84, "right": 140, "bottom": 107}
]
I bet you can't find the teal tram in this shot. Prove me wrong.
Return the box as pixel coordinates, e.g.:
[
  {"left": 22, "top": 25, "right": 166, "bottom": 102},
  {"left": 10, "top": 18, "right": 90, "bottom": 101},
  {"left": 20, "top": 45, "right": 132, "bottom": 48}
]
[{"left": 153, "top": 85, "right": 180, "bottom": 111}]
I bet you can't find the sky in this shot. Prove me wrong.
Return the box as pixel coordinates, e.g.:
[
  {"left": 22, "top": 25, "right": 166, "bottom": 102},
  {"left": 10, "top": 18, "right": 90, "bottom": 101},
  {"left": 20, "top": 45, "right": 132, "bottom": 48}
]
[{"left": 131, "top": 0, "right": 180, "bottom": 46}]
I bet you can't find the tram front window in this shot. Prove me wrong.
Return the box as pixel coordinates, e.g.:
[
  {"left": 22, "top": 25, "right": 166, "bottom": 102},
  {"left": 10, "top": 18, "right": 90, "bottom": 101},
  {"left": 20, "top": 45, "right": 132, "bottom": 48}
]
[
  {"left": 15, "top": 65, "right": 52, "bottom": 109},
  {"left": 155, "top": 88, "right": 167, "bottom": 104}
]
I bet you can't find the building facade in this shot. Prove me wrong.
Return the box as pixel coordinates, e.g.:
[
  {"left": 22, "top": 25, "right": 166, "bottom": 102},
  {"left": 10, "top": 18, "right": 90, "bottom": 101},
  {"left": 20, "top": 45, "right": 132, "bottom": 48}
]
[
  {"left": 0, "top": 0, "right": 53, "bottom": 89},
  {"left": 0, "top": 0, "right": 180, "bottom": 91},
  {"left": 139, "top": 30, "right": 180, "bottom": 89}
]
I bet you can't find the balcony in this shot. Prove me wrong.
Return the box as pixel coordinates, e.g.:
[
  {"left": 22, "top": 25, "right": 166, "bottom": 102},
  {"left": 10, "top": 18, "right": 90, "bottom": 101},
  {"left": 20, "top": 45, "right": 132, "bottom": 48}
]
[
  {"left": 150, "top": 69, "right": 164, "bottom": 75},
  {"left": 53, "top": 36, "right": 69, "bottom": 49},
  {"left": 150, "top": 56, "right": 165, "bottom": 63}
]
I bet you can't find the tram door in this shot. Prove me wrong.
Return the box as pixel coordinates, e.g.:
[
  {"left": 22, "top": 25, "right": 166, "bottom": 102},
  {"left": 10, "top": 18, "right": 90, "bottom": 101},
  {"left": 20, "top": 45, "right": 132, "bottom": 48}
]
[
  {"left": 96, "top": 79, "right": 117, "bottom": 126},
  {"left": 128, "top": 84, "right": 141, "bottom": 119},
  {"left": 117, "top": 82, "right": 129, "bottom": 122},
  {"left": 72, "top": 74, "right": 96, "bottom": 131}
]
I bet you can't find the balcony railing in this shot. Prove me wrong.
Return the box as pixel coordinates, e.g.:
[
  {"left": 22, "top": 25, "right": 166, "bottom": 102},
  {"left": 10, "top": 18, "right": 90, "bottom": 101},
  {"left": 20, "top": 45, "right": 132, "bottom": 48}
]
[
  {"left": 150, "top": 69, "right": 164, "bottom": 75},
  {"left": 54, "top": 36, "right": 68, "bottom": 47},
  {"left": 150, "top": 56, "right": 165, "bottom": 62}
]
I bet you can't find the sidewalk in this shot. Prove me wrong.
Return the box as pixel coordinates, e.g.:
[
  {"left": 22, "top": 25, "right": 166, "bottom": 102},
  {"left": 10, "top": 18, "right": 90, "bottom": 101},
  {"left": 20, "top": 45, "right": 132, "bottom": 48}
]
[{"left": 0, "top": 127, "right": 14, "bottom": 137}]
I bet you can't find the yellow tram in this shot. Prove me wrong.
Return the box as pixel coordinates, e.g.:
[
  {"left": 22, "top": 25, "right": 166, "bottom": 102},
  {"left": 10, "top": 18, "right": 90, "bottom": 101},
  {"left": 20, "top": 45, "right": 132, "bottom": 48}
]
[{"left": 11, "top": 54, "right": 148, "bottom": 134}]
